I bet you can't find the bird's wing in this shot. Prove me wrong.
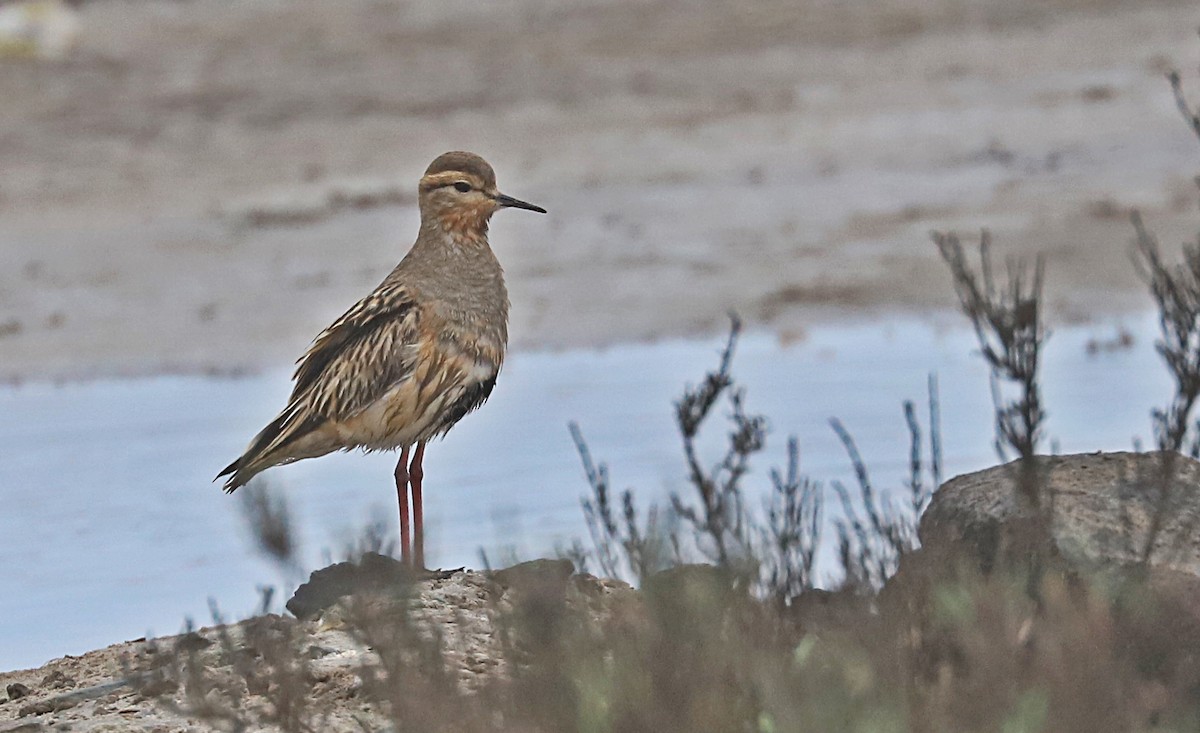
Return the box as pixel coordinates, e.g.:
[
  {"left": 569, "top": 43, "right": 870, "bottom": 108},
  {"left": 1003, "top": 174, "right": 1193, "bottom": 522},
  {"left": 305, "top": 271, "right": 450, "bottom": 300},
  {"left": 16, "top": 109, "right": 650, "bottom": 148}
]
[
  {"left": 232, "top": 283, "right": 421, "bottom": 468},
  {"left": 290, "top": 281, "right": 420, "bottom": 419}
]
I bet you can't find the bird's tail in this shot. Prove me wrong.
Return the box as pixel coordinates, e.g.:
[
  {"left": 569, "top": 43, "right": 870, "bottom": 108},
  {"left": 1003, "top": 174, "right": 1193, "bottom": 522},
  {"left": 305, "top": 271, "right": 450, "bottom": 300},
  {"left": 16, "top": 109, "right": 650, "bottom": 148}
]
[
  {"left": 215, "top": 412, "right": 294, "bottom": 493},
  {"left": 215, "top": 455, "right": 262, "bottom": 493},
  {"left": 216, "top": 409, "right": 327, "bottom": 492}
]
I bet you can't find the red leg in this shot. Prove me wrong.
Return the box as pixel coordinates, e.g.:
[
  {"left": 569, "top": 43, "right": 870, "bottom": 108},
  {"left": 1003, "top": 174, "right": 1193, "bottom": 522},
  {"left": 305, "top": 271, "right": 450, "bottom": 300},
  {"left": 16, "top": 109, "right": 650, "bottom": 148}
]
[
  {"left": 409, "top": 442, "right": 426, "bottom": 570},
  {"left": 394, "top": 445, "right": 411, "bottom": 564}
]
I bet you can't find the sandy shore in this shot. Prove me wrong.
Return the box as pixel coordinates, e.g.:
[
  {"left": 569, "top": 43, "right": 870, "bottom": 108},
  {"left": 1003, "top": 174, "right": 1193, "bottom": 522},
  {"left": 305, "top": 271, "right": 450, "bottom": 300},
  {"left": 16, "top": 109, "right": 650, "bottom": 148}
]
[{"left": 2, "top": 0, "right": 1199, "bottom": 381}]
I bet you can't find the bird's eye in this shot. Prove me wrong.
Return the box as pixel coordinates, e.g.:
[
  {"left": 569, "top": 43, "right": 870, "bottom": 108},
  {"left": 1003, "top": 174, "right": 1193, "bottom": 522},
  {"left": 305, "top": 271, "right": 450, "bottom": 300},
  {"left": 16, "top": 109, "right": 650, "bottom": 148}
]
[{"left": 453, "top": 181, "right": 471, "bottom": 193}]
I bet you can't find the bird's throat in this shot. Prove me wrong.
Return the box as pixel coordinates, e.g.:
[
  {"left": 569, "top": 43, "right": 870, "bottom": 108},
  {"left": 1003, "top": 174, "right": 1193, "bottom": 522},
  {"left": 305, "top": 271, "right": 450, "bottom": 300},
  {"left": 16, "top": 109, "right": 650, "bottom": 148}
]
[{"left": 437, "top": 204, "right": 492, "bottom": 245}]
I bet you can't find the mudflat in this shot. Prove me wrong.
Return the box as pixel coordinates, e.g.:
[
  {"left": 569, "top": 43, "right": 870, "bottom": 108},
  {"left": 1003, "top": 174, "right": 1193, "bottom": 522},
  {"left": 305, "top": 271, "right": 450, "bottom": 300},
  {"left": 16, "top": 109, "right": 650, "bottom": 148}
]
[{"left": 2, "top": 0, "right": 1198, "bottom": 381}]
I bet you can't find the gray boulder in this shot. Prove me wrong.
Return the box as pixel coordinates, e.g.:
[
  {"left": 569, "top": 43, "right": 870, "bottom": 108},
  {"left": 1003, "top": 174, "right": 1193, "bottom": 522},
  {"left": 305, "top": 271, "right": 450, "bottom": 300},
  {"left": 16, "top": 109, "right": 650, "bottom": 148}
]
[{"left": 918, "top": 451, "right": 1200, "bottom": 576}]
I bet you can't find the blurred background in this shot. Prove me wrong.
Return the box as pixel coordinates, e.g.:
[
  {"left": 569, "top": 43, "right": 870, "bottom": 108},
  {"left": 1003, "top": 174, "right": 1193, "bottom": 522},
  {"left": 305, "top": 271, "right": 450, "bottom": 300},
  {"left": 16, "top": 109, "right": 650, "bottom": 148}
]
[{"left": 0, "top": 0, "right": 1197, "bottom": 670}]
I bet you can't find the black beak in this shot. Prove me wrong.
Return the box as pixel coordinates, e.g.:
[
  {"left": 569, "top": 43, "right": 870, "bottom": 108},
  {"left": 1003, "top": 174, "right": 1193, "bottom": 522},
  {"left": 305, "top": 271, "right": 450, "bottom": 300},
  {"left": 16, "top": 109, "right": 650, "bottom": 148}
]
[{"left": 493, "top": 193, "right": 546, "bottom": 214}]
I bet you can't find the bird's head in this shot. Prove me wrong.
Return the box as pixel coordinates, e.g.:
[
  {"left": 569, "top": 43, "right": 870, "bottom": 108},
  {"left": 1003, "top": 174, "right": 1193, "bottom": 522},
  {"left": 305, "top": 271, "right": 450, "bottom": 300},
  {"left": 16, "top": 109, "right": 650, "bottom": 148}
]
[{"left": 418, "top": 151, "right": 545, "bottom": 241}]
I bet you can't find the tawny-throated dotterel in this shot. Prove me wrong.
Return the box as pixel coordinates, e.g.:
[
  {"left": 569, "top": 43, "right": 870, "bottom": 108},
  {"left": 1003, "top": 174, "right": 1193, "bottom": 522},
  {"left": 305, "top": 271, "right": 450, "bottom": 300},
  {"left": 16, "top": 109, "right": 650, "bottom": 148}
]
[{"left": 218, "top": 151, "right": 546, "bottom": 569}]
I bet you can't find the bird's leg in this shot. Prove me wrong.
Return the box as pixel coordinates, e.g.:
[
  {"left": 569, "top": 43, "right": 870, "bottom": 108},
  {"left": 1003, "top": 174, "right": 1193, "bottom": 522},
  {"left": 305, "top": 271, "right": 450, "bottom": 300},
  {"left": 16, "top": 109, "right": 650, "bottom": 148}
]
[
  {"left": 395, "top": 445, "right": 411, "bottom": 565},
  {"left": 409, "top": 442, "right": 427, "bottom": 570}
]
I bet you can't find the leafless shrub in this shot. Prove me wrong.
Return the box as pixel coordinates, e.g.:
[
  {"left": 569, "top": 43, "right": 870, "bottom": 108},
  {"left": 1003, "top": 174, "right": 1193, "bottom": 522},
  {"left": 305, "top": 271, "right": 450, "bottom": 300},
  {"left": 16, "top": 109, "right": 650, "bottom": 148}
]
[
  {"left": 934, "top": 231, "right": 1047, "bottom": 474},
  {"left": 1168, "top": 63, "right": 1200, "bottom": 144},
  {"left": 827, "top": 375, "right": 941, "bottom": 591},
  {"left": 829, "top": 418, "right": 900, "bottom": 590},
  {"left": 570, "top": 421, "right": 674, "bottom": 583},
  {"left": 155, "top": 610, "right": 322, "bottom": 733},
  {"left": 571, "top": 316, "right": 952, "bottom": 600},
  {"left": 1133, "top": 215, "right": 1200, "bottom": 456},
  {"left": 340, "top": 591, "right": 486, "bottom": 732},
  {"left": 239, "top": 481, "right": 298, "bottom": 573},
  {"left": 760, "top": 437, "right": 822, "bottom": 601},
  {"left": 1127, "top": 53, "right": 1200, "bottom": 564},
  {"left": 337, "top": 514, "right": 395, "bottom": 563},
  {"left": 571, "top": 316, "right": 820, "bottom": 598},
  {"left": 933, "top": 229, "right": 1056, "bottom": 586},
  {"left": 668, "top": 316, "right": 765, "bottom": 571},
  {"left": 908, "top": 374, "right": 943, "bottom": 512}
]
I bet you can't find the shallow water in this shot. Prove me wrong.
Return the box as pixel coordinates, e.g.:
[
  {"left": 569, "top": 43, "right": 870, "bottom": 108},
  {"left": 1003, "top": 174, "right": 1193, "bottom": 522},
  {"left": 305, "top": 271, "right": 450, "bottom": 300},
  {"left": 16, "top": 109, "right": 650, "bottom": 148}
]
[{"left": 0, "top": 312, "right": 1161, "bottom": 670}]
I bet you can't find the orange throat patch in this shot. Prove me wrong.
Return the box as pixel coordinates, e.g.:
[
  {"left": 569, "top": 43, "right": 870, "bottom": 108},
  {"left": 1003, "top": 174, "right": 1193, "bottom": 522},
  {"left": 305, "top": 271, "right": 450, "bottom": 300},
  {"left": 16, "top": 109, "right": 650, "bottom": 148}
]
[{"left": 439, "top": 203, "right": 492, "bottom": 244}]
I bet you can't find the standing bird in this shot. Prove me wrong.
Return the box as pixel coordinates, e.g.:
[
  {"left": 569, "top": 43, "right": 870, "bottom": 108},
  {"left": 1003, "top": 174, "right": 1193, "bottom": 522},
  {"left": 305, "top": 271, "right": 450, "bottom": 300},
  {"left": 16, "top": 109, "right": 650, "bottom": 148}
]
[{"left": 217, "top": 151, "right": 545, "bottom": 569}]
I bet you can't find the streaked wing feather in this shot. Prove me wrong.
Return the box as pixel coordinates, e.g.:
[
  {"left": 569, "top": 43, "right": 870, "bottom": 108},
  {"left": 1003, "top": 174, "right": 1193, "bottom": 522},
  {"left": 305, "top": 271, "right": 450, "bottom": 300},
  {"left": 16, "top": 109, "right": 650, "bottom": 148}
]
[
  {"left": 239, "top": 284, "right": 419, "bottom": 464},
  {"left": 295, "top": 284, "right": 420, "bottom": 420},
  {"left": 292, "top": 282, "right": 416, "bottom": 406}
]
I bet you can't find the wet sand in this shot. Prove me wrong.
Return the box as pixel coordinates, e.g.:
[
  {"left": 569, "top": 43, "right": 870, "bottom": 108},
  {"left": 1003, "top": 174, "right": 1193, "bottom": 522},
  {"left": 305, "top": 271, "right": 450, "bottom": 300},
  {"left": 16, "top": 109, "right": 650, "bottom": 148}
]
[{"left": 1, "top": 0, "right": 1199, "bottom": 381}]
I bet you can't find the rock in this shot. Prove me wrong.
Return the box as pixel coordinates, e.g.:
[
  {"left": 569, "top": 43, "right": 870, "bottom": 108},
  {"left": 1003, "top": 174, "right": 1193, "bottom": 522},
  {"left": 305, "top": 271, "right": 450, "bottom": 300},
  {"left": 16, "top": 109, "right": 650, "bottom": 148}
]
[
  {"left": 4, "top": 685, "right": 30, "bottom": 702},
  {"left": 286, "top": 552, "right": 412, "bottom": 620},
  {"left": 15, "top": 701, "right": 55, "bottom": 718},
  {"left": 306, "top": 645, "right": 335, "bottom": 659},
  {"left": 173, "top": 631, "right": 212, "bottom": 654},
  {"left": 1, "top": 562, "right": 638, "bottom": 731},
  {"left": 489, "top": 558, "right": 574, "bottom": 590},
  {"left": 37, "top": 672, "right": 72, "bottom": 691},
  {"left": 918, "top": 451, "right": 1200, "bottom": 576}
]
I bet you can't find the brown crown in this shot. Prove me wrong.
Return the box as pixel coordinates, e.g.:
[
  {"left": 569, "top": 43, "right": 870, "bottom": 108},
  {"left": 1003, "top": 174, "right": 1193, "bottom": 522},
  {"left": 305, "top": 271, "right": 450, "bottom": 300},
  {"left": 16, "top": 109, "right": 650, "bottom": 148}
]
[{"left": 424, "top": 151, "right": 497, "bottom": 188}]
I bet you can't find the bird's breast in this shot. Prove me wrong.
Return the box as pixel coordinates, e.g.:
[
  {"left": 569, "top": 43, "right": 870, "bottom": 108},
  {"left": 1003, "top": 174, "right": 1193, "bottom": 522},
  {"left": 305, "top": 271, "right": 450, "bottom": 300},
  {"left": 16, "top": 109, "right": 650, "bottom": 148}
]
[{"left": 428, "top": 282, "right": 509, "bottom": 363}]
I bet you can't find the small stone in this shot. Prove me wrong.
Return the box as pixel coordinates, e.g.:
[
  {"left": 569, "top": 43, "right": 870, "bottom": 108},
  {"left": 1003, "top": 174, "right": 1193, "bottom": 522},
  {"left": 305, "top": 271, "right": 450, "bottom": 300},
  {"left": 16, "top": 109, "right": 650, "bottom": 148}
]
[
  {"left": 39, "top": 671, "right": 74, "bottom": 690},
  {"left": 6, "top": 683, "right": 33, "bottom": 700},
  {"left": 307, "top": 645, "right": 335, "bottom": 659},
  {"left": 174, "top": 631, "right": 213, "bottom": 654}
]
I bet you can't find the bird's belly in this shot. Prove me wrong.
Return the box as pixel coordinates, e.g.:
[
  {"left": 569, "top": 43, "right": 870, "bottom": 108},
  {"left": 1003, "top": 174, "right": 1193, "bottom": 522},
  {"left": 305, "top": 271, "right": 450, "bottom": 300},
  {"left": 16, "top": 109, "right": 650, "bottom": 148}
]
[{"left": 330, "top": 379, "right": 464, "bottom": 452}]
